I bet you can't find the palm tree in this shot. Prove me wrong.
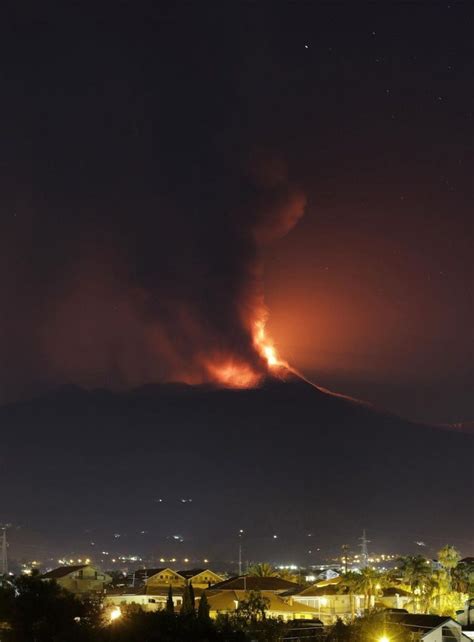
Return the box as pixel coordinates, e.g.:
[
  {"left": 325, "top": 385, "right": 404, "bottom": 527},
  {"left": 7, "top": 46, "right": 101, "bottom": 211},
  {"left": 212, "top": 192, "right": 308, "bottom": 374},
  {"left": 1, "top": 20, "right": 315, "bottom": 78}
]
[
  {"left": 276, "top": 568, "right": 300, "bottom": 583},
  {"left": 452, "top": 559, "right": 474, "bottom": 595},
  {"left": 355, "top": 568, "right": 382, "bottom": 611},
  {"left": 397, "top": 555, "right": 432, "bottom": 613},
  {"left": 437, "top": 546, "right": 462, "bottom": 615},
  {"left": 338, "top": 572, "right": 362, "bottom": 620},
  {"left": 247, "top": 563, "right": 277, "bottom": 577},
  {"left": 438, "top": 546, "right": 461, "bottom": 592}
]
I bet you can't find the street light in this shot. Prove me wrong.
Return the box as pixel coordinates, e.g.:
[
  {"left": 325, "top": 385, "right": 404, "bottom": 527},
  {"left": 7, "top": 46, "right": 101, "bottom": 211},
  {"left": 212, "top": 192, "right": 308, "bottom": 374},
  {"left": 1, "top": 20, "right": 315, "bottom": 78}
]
[
  {"left": 110, "top": 607, "right": 121, "bottom": 622},
  {"left": 379, "top": 636, "right": 390, "bottom": 642}
]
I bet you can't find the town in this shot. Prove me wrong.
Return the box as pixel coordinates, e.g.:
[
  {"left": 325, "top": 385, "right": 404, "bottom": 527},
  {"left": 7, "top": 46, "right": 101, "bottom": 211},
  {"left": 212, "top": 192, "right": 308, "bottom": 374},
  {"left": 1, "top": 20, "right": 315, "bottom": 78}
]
[{"left": 1, "top": 529, "right": 473, "bottom": 641}]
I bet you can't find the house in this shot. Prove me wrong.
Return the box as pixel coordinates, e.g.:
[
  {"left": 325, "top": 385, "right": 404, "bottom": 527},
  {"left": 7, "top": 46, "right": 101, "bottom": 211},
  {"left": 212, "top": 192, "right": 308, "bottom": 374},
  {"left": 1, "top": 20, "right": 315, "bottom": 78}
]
[
  {"left": 206, "top": 589, "right": 321, "bottom": 621},
  {"left": 104, "top": 586, "right": 191, "bottom": 613},
  {"left": 177, "top": 568, "right": 224, "bottom": 588},
  {"left": 104, "top": 589, "right": 163, "bottom": 613},
  {"left": 130, "top": 567, "right": 185, "bottom": 593},
  {"left": 290, "top": 582, "right": 364, "bottom": 625},
  {"left": 387, "top": 613, "right": 470, "bottom": 641},
  {"left": 455, "top": 598, "right": 474, "bottom": 635},
  {"left": 210, "top": 575, "right": 300, "bottom": 594},
  {"left": 42, "top": 564, "right": 111, "bottom": 596},
  {"left": 377, "top": 586, "right": 411, "bottom": 610}
]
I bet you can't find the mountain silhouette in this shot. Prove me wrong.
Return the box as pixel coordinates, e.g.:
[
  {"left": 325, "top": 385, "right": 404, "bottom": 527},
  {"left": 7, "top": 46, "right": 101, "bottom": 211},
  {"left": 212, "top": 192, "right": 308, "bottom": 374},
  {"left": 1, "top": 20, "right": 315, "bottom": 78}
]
[{"left": 1, "top": 375, "right": 472, "bottom": 559}]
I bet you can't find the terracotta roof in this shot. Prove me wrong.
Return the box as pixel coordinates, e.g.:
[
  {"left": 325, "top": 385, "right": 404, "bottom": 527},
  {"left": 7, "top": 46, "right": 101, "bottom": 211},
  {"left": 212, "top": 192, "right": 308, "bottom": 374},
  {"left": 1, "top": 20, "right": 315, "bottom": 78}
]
[
  {"left": 210, "top": 576, "right": 299, "bottom": 592},
  {"left": 42, "top": 564, "right": 87, "bottom": 579},
  {"left": 207, "top": 590, "right": 319, "bottom": 615},
  {"left": 132, "top": 568, "right": 180, "bottom": 582},
  {"left": 177, "top": 568, "right": 206, "bottom": 579},
  {"left": 297, "top": 584, "right": 344, "bottom": 596}
]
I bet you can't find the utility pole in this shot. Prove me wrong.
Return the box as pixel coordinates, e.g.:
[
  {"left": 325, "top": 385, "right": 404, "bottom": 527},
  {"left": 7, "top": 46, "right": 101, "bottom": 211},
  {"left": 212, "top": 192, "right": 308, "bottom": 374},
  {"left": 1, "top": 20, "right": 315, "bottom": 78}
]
[
  {"left": 1, "top": 528, "right": 8, "bottom": 576},
  {"left": 238, "top": 529, "right": 244, "bottom": 576},
  {"left": 359, "top": 529, "right": 370, "bottom": 568}
]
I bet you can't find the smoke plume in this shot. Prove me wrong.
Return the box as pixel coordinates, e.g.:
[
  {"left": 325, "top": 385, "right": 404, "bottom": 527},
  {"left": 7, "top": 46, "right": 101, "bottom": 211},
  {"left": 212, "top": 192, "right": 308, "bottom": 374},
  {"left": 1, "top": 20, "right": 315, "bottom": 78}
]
[{"left": 1, "top": 150, "right": 305, "bottom": 400}]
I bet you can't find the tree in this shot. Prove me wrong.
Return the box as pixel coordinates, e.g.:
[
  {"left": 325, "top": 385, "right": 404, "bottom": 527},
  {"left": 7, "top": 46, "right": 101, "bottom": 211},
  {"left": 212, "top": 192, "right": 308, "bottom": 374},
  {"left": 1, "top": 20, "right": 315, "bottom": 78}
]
[
  {"left": 452, "top": 559, "right": 474, "bottom": 595},
  {"left": 397, "top": 555, "right": 432, "bottom": 612},
  {"left": 247, "top": 563, "right": 277, "bottom": 577},
  {"left": 236, "top": 590, "right": 269, "bottom": 622},
  {"left": 438, "top": 546, "right": 461, "bottom": 592},
  {"left": 275, "top": 568, "right": 300, "bottom": 584},
  {"left": 166, "top": 583, "right": 174, "bottom": 613},
  {"left": 338, "top": 572, "right": 362, "bottom": 620},
  {"left": 181, "top": 582, "right": 195, "bottom": 616},
  {"left": 354, "top": 568, "right": 382, "bottom": 611},
  {"left": 197, "top": 591, "right": 210, "bottom": 622},
  {"left": 0, "top": 572, "right": 97, "bottom": 642},
  {"left": 189, "top": 581, "right": 195, "bottom": 609},
  {"left": 437, "top": 545, "right": 463, "bottom": 616}
]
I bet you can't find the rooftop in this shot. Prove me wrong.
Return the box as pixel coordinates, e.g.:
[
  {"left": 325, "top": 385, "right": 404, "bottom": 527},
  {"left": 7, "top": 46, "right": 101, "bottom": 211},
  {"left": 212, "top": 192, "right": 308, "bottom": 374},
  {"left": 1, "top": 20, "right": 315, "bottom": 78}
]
[
  {"left": 42, "top": 564, "right": 87, "bottom": 579},
  {"left": 210, "top": 575, "right": 300, "bottom": 592}
]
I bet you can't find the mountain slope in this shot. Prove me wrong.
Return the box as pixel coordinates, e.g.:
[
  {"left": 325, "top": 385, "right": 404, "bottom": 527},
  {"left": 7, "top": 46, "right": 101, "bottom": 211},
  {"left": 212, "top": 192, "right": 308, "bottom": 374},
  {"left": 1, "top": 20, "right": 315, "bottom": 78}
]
[{"left": 1, "top": 375, "right": 472, "bottom": 558}]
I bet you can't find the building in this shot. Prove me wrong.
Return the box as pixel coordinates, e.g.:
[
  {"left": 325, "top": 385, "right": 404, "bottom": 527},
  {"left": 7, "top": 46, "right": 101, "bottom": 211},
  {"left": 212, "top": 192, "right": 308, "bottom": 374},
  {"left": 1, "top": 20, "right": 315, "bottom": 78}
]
[
  {"left": 290, "top": 582, "right": 364, "bottom": 625},
  {"left": 210, "top": 575, "right": 301, "bottom": 594},
  {"left": 104, "top": 586, "right": 189, "bottom": 613},
  {"left": 387, "top": 613, "right": 469, "bottom": 641},
  {"left": 177, "top": 568, "right": 224, "bottom": 588},
  {"left": 131, "top": 567, "right": 185, "bottom": 592},
  {"left": 206, "top": 589, "right": 321, "bottom": 621},
  {"left": 291, "top": 578, "right": 412, "bottom": 624},
  {"left": 377, "top": 586, "right": 411, "bottom": 610},
  {"left": 42, "top": 564, "right": 111, "bottom": 596},
  {"left": 104, "top": 589, "right": 163, "bottom": 613},
  {"left": 456, "top": 598, "right": 474, "bottom": 638}
]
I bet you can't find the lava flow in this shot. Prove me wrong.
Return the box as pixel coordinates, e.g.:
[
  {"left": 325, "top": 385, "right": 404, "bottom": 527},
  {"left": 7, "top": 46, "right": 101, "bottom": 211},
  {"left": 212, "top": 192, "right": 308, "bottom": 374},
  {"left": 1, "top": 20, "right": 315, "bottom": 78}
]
[{"left": 206, "top": 317, "right": 289, "bottom": 389}]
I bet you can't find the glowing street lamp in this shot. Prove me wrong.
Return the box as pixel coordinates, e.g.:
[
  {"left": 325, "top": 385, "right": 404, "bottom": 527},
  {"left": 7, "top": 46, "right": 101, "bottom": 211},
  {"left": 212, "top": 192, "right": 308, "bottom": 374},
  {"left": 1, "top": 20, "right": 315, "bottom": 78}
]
[
  {"left": 109, "top": 607, "right": 121, "bottom": 622},
  {"left": 379, "top": 636, "right": 390, "bottom": 642}
]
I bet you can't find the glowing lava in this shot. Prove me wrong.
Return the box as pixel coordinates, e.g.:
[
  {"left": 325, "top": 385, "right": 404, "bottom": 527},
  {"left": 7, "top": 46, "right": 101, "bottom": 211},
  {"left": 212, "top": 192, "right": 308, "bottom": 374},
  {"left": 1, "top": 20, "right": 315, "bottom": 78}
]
[
  {"left": 253, "top": 318, "right": 288, "bottom": 370},
  {"left": 205, "top": 317, "right": 289, "bottom": 389},
  {"left": 206, "top": 359, "right": 262, "bottom": 388}
]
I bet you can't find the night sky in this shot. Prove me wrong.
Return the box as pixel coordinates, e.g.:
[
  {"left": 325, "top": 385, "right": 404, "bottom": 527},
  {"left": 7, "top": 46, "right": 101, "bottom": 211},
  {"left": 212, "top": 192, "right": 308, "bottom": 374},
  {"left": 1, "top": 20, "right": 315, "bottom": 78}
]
[
  {"left": 1, "top": 3, "right": 472, "bottom": 423},
  {"left": 0, "top": 3, "right": 473, "bottom": 564}
]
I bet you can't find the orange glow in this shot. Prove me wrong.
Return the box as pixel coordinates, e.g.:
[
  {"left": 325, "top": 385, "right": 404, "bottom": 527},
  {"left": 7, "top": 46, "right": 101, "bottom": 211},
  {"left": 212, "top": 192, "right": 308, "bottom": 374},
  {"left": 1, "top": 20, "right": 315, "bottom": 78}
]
[
  {"left": 206, "top": 359, "right": 262, "bottom": 388},
  {"left": 253, "top": 318, "right": 288, "bottom": 370},
  {"left": 205, "top": 314, "right": 290, "bottom": 389}
]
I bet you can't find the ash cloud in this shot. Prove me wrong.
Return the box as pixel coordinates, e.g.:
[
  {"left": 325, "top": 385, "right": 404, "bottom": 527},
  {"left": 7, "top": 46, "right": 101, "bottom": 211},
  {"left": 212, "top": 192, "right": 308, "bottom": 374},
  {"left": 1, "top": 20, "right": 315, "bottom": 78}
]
[{"left": 1, "top": 150, "right": 305, "bottom": 401}]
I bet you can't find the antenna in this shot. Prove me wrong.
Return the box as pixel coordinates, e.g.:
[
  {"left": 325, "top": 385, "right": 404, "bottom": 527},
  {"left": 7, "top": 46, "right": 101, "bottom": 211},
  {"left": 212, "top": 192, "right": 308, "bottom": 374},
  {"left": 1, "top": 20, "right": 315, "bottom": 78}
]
[
  {"left": 359, "top": 529, "right": 370, "bottom": 568},
  {"left": 1, "top": 528, "right": 8, "bottom": 576}
]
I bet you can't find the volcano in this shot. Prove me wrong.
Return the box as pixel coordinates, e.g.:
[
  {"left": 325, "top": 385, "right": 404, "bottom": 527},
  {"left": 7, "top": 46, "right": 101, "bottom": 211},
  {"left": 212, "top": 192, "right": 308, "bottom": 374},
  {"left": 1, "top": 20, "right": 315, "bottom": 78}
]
[{"left": 1, "top": 374, "right": 472, "bottom": 559}]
